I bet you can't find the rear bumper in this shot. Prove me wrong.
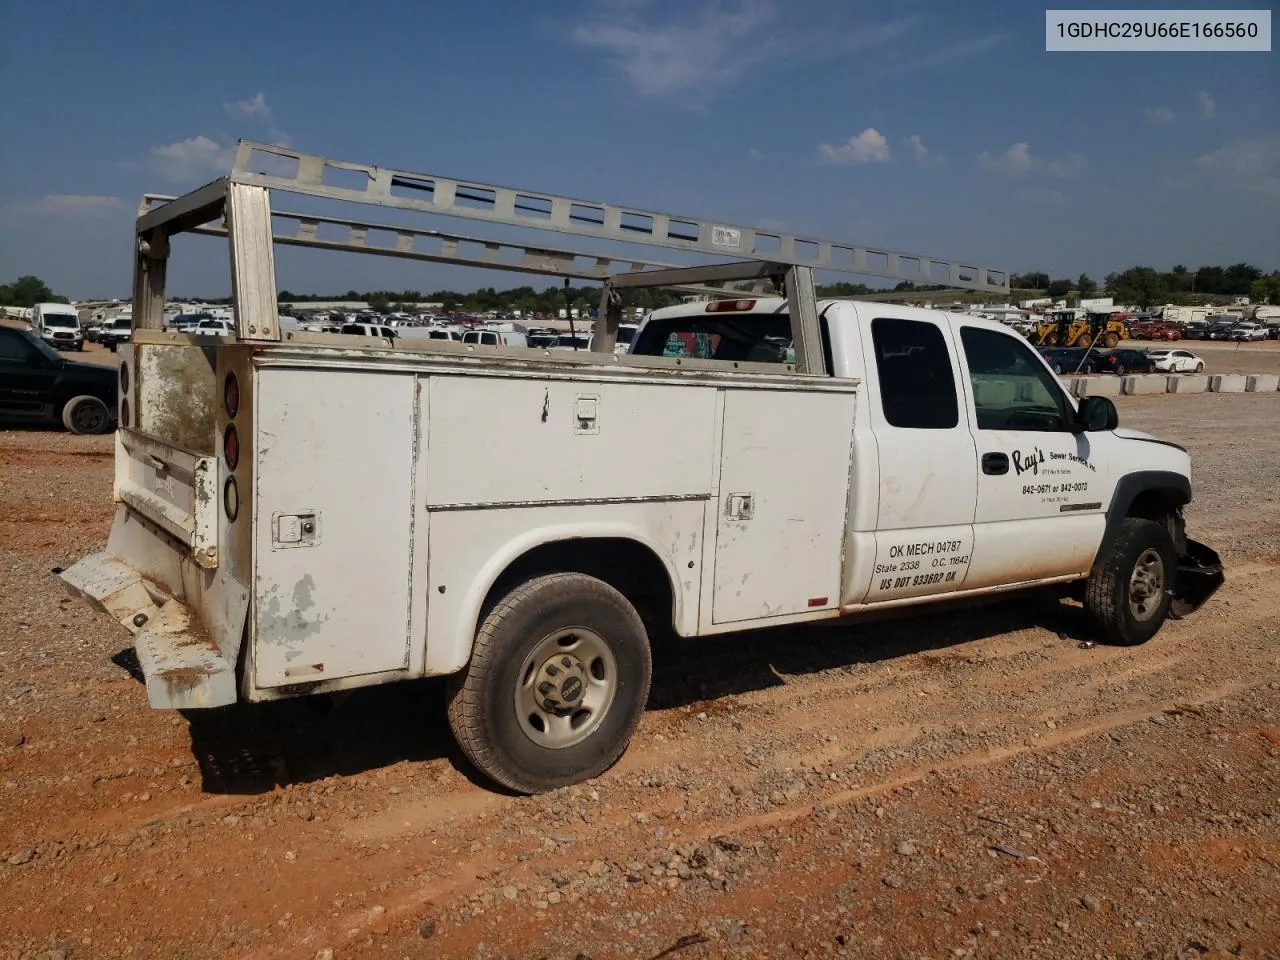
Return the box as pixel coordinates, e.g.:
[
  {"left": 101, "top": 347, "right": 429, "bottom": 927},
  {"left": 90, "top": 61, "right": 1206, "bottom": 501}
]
[
  {"left": 1170, "top": 538, "right": 1224, "bottom": 618},
  {"left": 60, "top": 552, "right": 236, "bottom": 709}
]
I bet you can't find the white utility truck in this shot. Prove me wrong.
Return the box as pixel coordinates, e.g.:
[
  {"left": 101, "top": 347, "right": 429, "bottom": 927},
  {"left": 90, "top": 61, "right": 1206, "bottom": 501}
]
[{"left": 61, "top": 142, "right": 1223, "bottom": 794}]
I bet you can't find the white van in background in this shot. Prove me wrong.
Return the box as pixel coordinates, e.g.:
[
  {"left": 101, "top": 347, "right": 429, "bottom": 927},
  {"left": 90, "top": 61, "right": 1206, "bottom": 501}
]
[{"left": 31, "top": 302, "right": 84, "bottom": 351}]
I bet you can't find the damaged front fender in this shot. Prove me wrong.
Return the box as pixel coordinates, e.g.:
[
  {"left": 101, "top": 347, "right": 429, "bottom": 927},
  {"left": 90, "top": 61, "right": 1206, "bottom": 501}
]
[{"left": 1170, "top": 538, "right": 1224, "bottom": 619}]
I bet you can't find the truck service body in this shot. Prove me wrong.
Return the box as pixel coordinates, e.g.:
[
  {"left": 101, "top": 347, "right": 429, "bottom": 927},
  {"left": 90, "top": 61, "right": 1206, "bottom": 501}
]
[{"left": 60, "top": 142, "right": 1222, "bottom": 793}]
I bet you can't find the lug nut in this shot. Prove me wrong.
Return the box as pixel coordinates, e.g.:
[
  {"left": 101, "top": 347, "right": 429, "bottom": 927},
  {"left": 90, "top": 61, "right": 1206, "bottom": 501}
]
[
  {"left": 546, "top": 664, "right": 559, "bottom": 677},
  {"left": 538, "top": 681, "right": 553, "bottom": 695}
]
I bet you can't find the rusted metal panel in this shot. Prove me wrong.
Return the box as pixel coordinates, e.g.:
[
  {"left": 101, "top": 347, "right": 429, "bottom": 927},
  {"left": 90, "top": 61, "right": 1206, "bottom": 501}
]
[
  {"left": 135, "top": 344, "right": 217, "bottom": 453},
  {"left": 59, "top": 551, "right": 159, "bottom": 631},
  {"left": 133, "top": 600, "right": 236, "bottom": 709}
]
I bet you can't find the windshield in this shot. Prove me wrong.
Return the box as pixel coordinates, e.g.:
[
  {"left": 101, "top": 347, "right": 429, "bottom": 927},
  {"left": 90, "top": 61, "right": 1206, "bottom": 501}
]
[
  {"left": 112, "top": 318, "right": 132, "bottom": 329},
  {"left": 44, "top": 313, "right": 78, "bottom": 329},
  {"left": 616, "top": 326, "right": 637, "bottom": 344}
]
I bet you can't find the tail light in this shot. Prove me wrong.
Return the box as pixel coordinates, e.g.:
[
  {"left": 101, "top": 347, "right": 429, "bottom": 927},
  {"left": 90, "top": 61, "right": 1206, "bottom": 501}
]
[
  {"left": 224, "top": 372, "right": 240, "bottom": 418},
  {"left": 223, "top": 424, "right": 240, "bottom": 470}
]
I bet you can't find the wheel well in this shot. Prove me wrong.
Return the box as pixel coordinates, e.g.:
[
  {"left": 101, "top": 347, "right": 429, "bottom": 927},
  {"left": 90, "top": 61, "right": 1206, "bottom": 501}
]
[
  {"left": 1125, "top": 489, "right": 1188, "bottom": 553},
  {"left": 481, "top": 538, "right": 677, "bottom": 641}
]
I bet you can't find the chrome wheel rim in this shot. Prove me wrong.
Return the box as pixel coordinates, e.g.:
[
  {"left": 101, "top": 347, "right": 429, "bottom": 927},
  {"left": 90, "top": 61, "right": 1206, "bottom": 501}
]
[
  {"left": 1128, "top": 548, "right": 1166, "bottom": 621},
  {"left": 514, "top": 628, "right": 617, "bottom": 749}
]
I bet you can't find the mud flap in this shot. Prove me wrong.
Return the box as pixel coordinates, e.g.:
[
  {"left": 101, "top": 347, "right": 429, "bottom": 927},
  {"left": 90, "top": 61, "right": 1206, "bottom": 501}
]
[{"left": 1170, "top": 538, "right": 1224, "bottom": 619}]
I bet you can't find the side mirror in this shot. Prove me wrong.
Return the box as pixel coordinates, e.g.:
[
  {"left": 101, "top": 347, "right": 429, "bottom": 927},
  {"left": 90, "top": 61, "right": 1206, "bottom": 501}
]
[{"left": 1074, "top": 395, "right": 1118, "bottom": 432}]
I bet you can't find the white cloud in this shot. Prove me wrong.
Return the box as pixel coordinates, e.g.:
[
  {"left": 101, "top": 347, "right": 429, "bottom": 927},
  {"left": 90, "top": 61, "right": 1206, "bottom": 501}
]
[
  {"left": 904, "top": 134, "right": 942, "bottom": 168},
  {"left": 149, "top": 136, "right": 236, "bottom": 183},
  {"left": 1144, "top": 106, "right": 1174, "bottom": 126},
  {"left": 1197, "top": 90, "right": 1215, "bottom": 120},
  {"left": 569, "top": 1, "right": 916, "bottom": 100},
  {"left": 1, "top": 194, "right": 123, "bottom": 220},
  {"left": 225, "top": 92, "right": 271, "bottom": 120},
  {"left": 819, "top": 128, "right": 891, "bottom": 164},
  {"left": 1193, "top": 137, "right": 1280, "bottom": 200},
  {"left": 886, "top": 32, "right": 1009, "bottom": 74},
  {"left": 979, "top": 142, "right": 1083, "bottom": 178}
]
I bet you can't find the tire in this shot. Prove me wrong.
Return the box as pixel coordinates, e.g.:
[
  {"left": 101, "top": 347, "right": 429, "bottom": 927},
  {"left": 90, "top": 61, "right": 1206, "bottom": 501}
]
[
  {"left": 446, "top": 572, "right": 653, "bottom": 794},
  {"left": 1077, "top": 333, "right": 1093, "bottom": 348},
  {"left": 1114, "top": 364, "right": 1127, "bottom": 377},
  {"left": 1195, "top": 362, "right": 1204, "bottom": 373},
  {"left": 1052, "top": 363, "right": 1064, "bottom": 374},
  {"left": 61, "top": 396, "right": 112, "bottom": 435},
  {"left": 108, "top": 342, "right": 117, "bottom": 353},
  {"left": 1084, "top": 518, "right": 1176, "bottom": 646},
  {"left": 1045, "top": 333, "right": 1059, "bottom": 346},
  {"left": 1102, "top": 333, "right": 1119, "bottom": 348}
]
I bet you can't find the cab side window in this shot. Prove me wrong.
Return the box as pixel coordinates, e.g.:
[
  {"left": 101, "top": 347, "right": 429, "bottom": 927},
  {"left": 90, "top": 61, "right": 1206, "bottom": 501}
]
[
  {"left": 960, "top": 326, "right": 1070, "bottom": 431},
  {"left": 870, "top": 317, "right": 958, "bottom": 429},
  {"left": 0, "top": 330, "right": 37, "bottom": 363}
]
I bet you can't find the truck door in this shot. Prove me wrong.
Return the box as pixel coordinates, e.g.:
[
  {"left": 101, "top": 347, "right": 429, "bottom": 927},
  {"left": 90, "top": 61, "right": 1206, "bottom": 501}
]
[
  {"left": 859, "top": 314, "right": 978, "bottom": 602},
  {"left": 954, "top": 323, "right": 1112, "bottom": 589}
]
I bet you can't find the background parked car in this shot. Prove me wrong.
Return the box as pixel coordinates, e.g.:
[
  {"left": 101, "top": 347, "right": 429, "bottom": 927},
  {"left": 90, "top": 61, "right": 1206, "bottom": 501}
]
[
  {"left": 98, "top": 316, "right": 134, "bottom": 352},
  {"left": 1036, "top": 346, "right": 1100, "bottom": 374},
  {"left": 1148, "top": 349, "right": 1206, "bottom": 374},
  {"left": 0, "top": 324, "right": 117, "bottom": 434},
  {"left": 1203, "top": 317, "right": 1240, "bottom": 341},
  {"left": 1096, "top": 348, "right": 1156, "bottom": 376},
  {"left": 1229, "top": 322, "right": 1267, "bottom": 341}
]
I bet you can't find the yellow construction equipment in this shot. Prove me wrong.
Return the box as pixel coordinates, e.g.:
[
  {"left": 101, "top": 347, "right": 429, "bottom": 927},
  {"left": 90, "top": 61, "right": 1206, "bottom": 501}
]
[{"left": 1033, "top": 310, "right": 1129, "bottom": 348}]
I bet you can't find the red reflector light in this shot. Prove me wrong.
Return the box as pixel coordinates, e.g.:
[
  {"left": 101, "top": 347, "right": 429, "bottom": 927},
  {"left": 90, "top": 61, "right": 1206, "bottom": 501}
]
[
  {"left": 224, "top": 372, "right": 240, "bottom": 418},
  {"left": 223, "top": 424, "right": 240, "bottom": 470},
  {"left": 706, "top": 299, "right": 757, "bottom": 313},
  {"left": 807, "top": 597, "right": 829, "bottom": 608}
]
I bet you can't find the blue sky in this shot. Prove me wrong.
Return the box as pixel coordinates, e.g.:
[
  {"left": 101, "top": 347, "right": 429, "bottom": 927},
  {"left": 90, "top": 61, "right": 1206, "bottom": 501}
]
[{"left": 1, "top": 0, "right": 1276, "bottom": 299}]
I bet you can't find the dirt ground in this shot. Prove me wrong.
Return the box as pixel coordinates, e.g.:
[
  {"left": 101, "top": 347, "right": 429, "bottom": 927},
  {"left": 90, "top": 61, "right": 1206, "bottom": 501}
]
[{"left": 1, "top": 393, "right": 1278, "bottom": 960}]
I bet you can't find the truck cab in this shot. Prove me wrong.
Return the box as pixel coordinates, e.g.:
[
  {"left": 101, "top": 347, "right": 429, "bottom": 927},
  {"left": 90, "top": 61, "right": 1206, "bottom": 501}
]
[{"left": 631, "top": 296, "right": 1209, "bottom": 615}]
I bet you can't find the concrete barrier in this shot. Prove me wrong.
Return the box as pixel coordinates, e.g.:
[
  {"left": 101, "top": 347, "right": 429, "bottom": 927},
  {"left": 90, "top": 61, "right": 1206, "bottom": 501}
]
[
  {"left": 1246, "top": 374, "right": 1280, "bottom": 392},
  {"left": 1209, "top": 374, "right": 1248, "bottom": 393},
  {"left": 1079, "top": 376, "right": 1123, "bottom": 397},
  {"left": 1061, "top": 377, "right": 1085, "bottom": 397},
  {"left": 1168, "top": 375, "right": 1209, "bottom": 394},
  {"left": 1122, "top": 375, "right": 1168, "bottom": 396}
]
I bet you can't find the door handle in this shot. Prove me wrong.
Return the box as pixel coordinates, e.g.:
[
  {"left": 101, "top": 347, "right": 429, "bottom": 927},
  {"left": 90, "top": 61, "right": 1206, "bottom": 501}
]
[{"left": 981, "top": 452, "right": 1009, "bottom": 475}]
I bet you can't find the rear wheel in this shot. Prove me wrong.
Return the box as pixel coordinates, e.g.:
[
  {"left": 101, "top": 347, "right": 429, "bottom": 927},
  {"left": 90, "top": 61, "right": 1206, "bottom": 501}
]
[
  {"left": 1114, "top": 363, "right": 1127, "bottom": 376},
  {"left": 1077, "top": 333, "right": 1093, "bottom": 348},
  {"left": 1195, "top": 362, "right": 1204, "bottom": 373},
  {"left": 1101, "top": 333, "right": 1119, "bottom": 348},
  {"left": 446, "top": 572, "right": 652, "bottom": 794},
  {"left": 1084, "top": 518, "right": 1176, "bottom": 646},
  {"left": 61, "top": 396, "right": 112, "bottom": 435}
]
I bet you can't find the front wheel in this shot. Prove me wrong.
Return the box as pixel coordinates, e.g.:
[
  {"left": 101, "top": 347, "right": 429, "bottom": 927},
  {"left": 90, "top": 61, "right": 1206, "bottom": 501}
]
[
  {"left": 1195, "top": 362, "right": 1204, "bottom": 373},
  {"left": 446, "top": 573, "right": 652, "bottom": 794},
  {"left": 1084, "top": 518, "right": 1176, "bottom": 646}
]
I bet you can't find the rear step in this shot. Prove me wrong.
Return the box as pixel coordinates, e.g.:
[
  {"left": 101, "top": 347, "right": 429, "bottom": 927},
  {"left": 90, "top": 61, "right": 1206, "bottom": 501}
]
[{"left": 61, "top": 552, "right": 236, "bottom": 709}]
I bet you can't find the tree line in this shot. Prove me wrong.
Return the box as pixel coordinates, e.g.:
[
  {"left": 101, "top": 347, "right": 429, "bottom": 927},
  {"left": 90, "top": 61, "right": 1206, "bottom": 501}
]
[
  {"left": 0, "top": 275, "right": 70, "bottom": 309},
  {"left": 1011, "top": 263, "right": 1278, "bottom": 309}
]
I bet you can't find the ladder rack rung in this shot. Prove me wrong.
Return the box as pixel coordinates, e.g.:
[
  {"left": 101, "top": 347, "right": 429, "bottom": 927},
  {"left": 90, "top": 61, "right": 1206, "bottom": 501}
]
[
  {"left": 228, "top": 141, "right": 1009, "bottom": 295},
  {"left": 141, "top": 196, "right": 763, "bottom": 299}
]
